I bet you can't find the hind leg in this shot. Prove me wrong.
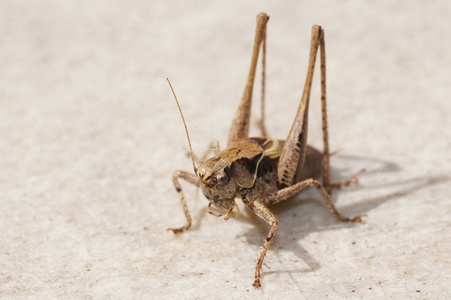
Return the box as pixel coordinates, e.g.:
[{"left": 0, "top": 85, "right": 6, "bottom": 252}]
[
  {"left": 277, "top": 26, "right": 323, "bottom": 189},
  {"left": 228, "top": 13, "right": 269, "bottom": 145}
]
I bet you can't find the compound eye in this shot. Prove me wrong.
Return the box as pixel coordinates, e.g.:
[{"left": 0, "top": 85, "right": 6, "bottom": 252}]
[
  {"left": 216, "top": 171, "right": 229, "bottom": 185},
  {"left": 207, "top": 177, "right": 217, "bottom": 186}
]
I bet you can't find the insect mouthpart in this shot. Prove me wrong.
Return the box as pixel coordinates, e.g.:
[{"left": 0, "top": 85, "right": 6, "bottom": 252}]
[{"left": 207, "top": 200, "right": 239, "bottom": 220}]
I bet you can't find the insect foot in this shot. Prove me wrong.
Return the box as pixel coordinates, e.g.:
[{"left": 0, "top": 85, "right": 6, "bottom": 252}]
[
  {"left": 253, "top": 279, "right": 261, "bottom": 288},
  {"left": 340, "top": 214, "right": 367, "bottom": 223},
  {"left": 167, "top": 226, "right": 189, "bottom": 234}
]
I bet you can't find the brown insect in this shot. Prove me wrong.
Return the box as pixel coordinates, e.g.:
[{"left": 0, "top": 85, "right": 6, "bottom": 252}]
[{"left": 167, "top": 12, "right": 365, "bottom": 288}]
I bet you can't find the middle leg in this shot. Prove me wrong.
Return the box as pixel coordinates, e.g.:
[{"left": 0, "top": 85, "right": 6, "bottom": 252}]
[
  {"left": 244, "top": 198, "right": 278, "bottom": 288},
  {"left": 267, "top": 178, "right": 365, "bottom": 222}
]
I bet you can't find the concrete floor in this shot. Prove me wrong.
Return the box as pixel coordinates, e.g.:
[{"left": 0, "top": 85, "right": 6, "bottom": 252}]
[{"left": 1, "top": 1, "right": 450, "bottom": 299}]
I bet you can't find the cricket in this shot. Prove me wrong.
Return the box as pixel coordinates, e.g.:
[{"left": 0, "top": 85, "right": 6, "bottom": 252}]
[{"left": 167, "top": 12, "right": 365, "bottom": 288}]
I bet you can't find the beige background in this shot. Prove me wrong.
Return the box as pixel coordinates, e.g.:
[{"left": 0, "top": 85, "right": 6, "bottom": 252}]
[{"left": 1, "top": 1, "right": 450, "bottom": 299}]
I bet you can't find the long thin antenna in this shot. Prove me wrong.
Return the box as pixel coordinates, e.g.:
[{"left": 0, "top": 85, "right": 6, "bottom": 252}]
[{"left": 166, "top": 78, "right": 197, "bottom": 172}]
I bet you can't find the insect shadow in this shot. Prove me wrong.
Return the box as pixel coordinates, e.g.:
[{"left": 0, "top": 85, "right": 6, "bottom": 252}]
[{"left": 236, "top": 154, "right": 449, "bottom": 276}]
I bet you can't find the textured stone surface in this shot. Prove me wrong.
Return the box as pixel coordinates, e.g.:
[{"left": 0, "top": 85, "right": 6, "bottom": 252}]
[{"left": 1, "top": 1, "right": 450, "bottom": 299}]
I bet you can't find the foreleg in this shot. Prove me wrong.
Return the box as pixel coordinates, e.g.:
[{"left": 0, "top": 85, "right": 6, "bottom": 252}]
[{"left": 167, "top": 170, "right": 200, "bottom": 234}]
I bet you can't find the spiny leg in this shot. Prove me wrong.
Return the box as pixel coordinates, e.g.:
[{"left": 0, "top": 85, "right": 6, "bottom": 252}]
[
  {"left": 317, "top": 30, "right": 365, "bottom": 193},
  {"left": 244, "top": 199, "right": 278, "bottom": 288},
  {"left": 318, "top": 28, "right": 332, "bottom": 194},
  {"left": 267, "top": 178, "right": 365, "bottom": 222},
  {"left": 228, "top": 13, "right": 269, "bottom": 145},
  {"left": 257, "top": 25, "right": 268, "bottom": 137},
  {"left": 168, "top": 170, "right": 200, "bottom": 234}
]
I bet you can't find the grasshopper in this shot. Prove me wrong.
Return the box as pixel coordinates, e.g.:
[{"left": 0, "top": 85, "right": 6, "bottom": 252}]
[{"left": 167, "top": 12, "right": 365, "bottom": 288}]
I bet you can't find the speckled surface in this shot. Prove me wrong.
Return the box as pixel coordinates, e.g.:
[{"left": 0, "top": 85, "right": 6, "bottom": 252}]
[{"left": 1, "top": 1, "right": 450, "bottom": 299}]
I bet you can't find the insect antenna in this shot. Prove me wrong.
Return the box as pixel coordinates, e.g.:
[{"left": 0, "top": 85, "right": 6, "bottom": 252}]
[{"left": 166, "top": 78, "right": 198, "bottom": 173}]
